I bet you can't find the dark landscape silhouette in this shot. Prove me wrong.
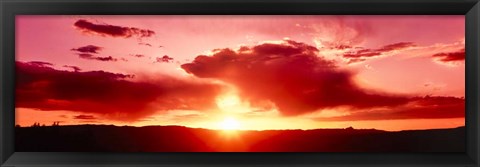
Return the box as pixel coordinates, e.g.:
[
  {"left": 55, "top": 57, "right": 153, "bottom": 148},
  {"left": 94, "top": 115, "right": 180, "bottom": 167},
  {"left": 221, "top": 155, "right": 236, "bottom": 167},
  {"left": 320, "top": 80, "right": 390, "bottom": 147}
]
[{"left": 15, "top": 125, "right": 465, "bottom": 152}]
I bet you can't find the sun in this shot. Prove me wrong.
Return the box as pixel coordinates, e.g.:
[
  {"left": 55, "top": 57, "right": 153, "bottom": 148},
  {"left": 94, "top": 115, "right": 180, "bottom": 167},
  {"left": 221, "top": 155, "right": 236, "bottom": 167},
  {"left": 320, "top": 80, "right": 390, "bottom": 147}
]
[{"left": 218, "top": 117, "right": 241, "bottom": 130}]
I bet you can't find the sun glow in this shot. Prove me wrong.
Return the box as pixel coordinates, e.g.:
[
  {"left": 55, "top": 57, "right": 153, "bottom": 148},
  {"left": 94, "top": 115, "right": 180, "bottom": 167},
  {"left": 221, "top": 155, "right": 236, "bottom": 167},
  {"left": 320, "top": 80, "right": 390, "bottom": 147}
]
[
  {"left": 216, "top": 95, "right": 241, "bottom": 110},
  {"left": 218, "top": 117, "right": 241, "bottom": 130}
]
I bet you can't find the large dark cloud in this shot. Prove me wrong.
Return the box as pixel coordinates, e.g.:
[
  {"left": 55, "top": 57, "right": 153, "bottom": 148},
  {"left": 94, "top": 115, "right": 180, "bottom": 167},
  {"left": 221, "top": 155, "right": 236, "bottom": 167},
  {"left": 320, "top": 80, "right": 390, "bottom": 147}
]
[
  {"left": 432, "top": 48, "right": 465, "bottom": 62},
  {"left": 315, "top": 96, "right": 464, "bottom": 121},
  {"left": 71, "top": 45, "right": 103, "bottom": 54},
  {"left": 182, "top": 40, "right": 418, "bottom": 116},
  {"left": 181, "top": 40, "right": 464, "bottom": 119},
  {"left": 74, "top": 19, "right": 155, "bottom": 38},
  {"left": 16, "top": 61, "right": 222, "bottom": 121}
]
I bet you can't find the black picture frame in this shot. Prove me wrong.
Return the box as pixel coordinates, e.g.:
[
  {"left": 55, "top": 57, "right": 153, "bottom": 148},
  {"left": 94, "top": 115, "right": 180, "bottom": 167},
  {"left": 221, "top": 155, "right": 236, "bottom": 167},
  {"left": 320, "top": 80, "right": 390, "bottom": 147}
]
[{"left": 1, "top": 0, "right": 479, "bottom": 166}]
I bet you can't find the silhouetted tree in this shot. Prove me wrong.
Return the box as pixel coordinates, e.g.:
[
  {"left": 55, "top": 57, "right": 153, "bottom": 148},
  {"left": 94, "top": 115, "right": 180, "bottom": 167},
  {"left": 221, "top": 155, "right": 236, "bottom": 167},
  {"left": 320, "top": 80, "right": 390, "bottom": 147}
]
[{"left": 31, "top": 122, "right": 40, "bottom": 127}]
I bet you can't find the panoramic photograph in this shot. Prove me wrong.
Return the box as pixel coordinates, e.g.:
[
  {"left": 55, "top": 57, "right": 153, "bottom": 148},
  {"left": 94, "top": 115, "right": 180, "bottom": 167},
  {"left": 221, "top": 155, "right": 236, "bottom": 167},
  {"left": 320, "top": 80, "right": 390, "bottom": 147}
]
[{"left": 15, "top": 15, "right": 465, "bottom": 152}]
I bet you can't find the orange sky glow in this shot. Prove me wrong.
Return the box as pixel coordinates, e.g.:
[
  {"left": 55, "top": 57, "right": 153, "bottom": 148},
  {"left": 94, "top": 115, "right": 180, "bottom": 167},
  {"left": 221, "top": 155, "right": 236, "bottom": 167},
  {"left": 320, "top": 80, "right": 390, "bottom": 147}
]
[{"left": 15, "top": 15, "right": 465, "bottom": 131}]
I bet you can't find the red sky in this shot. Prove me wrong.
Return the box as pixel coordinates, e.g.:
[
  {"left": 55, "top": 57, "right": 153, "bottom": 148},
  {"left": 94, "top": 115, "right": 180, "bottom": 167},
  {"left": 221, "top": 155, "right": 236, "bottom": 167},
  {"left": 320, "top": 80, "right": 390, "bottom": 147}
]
[{"left": 15, "top": 15, "right": 465, "bottom": 131}]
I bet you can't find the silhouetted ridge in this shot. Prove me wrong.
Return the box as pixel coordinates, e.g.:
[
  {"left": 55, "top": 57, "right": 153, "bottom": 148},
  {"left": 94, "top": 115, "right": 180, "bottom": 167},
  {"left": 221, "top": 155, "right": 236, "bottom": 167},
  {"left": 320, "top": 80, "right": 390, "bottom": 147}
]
[{"left": 15, "top": 125, "right": 465, "bottom": 152}]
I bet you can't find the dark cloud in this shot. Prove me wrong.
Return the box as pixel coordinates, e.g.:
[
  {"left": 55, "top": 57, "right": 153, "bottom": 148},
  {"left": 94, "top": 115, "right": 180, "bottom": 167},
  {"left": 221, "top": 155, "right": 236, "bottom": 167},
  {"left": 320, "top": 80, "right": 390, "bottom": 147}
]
[
  {"left": 138, "top": 43, "right": 152, "bottom": 47},
  {"left": 347, "top": 58, "right": 367, "bottom": 64},
  {"left": 74, "top": 115, "right": 96, "bottom": 120},
  {"left": 78, "top": 53, "right": 118, "bottom": 62},
  {"left": 344, "top": 49, "right": 380, "bottom": 58},
  {"left": 315, "top": 96, "right": 464, "bottom": 121},
  {"left": 432, "top": 48, "right": 465, "bottom": 62},
  {"left": 74, "top": 19, "right": 155, "bottom": 38},
  {"left": 182, "top": 40, "right": 414, "bottom": 116},
  {"left": 71, "top": 45, "right": 117, "bottom": 62},
  {"left": 376, "top": 42, "right": 416, "bottom": 52},
  {"left": 156, "top": 55, "right": 174, "bottom": 63},
  {"left": 71, "top": 45, "right": 103, "bottom": 54},
  {"left": 77, "top": 53, "right": 93, "bottom": 59},
  {"left": 94, "top": 56, "right": 117, "bottom": 62},
  {"left": 16, "top": 61, "right": 222, "bottom": 121},
  {"left": 343, "top": 42, "right": 416, "bottom": 61},
  {"left": 63, "top": 65, "right": 82, "bottom": 72},
  {"left": 131, "top": 54, "right": 145, "bottom": 58},
  {"left": 27, "top": 61, "right": 53, "bottom": 67},
  {"left": 333, "top": 44, "right": 352, "bottom": 50}
]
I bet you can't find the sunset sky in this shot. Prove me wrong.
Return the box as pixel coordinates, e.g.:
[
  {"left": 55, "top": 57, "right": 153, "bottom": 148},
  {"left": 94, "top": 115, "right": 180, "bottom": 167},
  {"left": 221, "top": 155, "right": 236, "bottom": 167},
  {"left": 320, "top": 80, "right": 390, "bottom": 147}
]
[{"left": 15, "top": 15, "right": 465, "bottom": 131}]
